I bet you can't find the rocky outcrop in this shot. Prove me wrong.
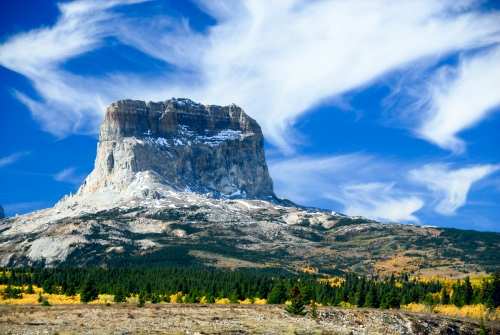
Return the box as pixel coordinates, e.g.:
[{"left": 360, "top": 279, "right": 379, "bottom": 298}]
[
  {"left": 0, "top": 205, "right": 4, "bottom": 219},
  {"left": 78, "top": 98, "right": 275, "bottom": 199}
]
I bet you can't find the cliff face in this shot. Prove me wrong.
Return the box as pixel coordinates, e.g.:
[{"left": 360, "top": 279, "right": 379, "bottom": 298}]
[{"left": 78, "top": 98, "right": 275, "bottom": 199}]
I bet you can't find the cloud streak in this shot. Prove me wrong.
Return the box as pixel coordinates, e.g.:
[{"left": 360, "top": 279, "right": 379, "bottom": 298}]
[
  {"left": 0, "top": 0, "right": 499, "bottom": 152},
  {"left": 0, "top": 0, "right": 146, "bottom": 136},
  {"left": 53, "top": 167, "right": 87, "bottom": 186},
  {"left": 325, "top": 183, "right": 423, "bottom": 223},
  {"left": 0, "top": 151, "right": 31, "bottom": 168},
  {"left": 409, "top": 163, "right": 500, "bottom": 215},
  {"left": 417, "top": 46, "right": 500, "bottom": 153},
  {"left": 269, "top": 154, "right": 423, "bottom": 222}
]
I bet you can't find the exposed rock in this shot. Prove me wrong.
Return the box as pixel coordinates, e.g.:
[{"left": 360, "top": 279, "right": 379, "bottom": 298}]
[
  {"left": 78, "top": 98, "right": 275, "bottom": 200},
  {"left": 0, "top": 97, "right": 499, "bottom": 277},
  {"left": 26, "top": 235, "right": 88, "bottom": 266},
  {"left": 0, "top": 204, "right": 4, "bottom": 219}
]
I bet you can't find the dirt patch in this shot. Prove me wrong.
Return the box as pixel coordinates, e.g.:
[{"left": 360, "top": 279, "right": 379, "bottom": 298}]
[{"left": 0, "top": 304, "right": 498, "bottom": 335}]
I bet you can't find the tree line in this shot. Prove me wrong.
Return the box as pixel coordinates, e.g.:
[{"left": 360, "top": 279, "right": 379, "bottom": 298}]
[{"left": 1, "top": 267, "right": 499, "bottom": 310}]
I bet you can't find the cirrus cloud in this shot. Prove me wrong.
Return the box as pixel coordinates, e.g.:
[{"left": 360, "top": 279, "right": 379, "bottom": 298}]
[
  {"left": 0, "top": 0, "right": 499, "bottom": 153},
  {"left": 409, "top": 163, "right": 500, "bottom": 215}
]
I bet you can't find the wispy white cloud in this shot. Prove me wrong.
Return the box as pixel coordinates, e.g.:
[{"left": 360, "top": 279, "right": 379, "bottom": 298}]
[
  {"left": 0, "top": 0, "right": 147, "bottom": 136},
  {"left": 417, "top": 46, "right": 500, "bottom": 153},
  {"left": 269, "top": 154, "right": 423, "bottom": 222},
  {"left": 409, "top": 163, "right": 500, "bottom": 215},
  {"left": 0, "top": 151, "right": 31, "bottom": 168},
  {"left": 53, "top": 167, "right": 87, "bottom": 186},
  {"left": 324, "top": 183, "right": 423, "bottom": 223},
  {"left": 0, "top": 0, "right": 499, "bottom": 152},
  {"left": 268, "top": 154, "right": 374, "bottom": 204}
]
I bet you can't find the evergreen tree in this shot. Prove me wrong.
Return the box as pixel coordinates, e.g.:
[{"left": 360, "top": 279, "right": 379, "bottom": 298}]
[
  {"left": 65, "top": 282, "right": 76, "bottom": 297},
  {"left": 354, "top": 281, "right": 365, "bottom": 307},
  {"left": 42, "top": 279, "right": 54, "bottom": 294},
  {"left": 424, "top": 293, "right": 435, "bottom": 312},
  {"left": 463, "top": 276, "right": 474, "bottom": 305},
  {"left": 114, "top": 284, "right": 127, "bottom": 303},
  {"left": 440, "top": 287, "right": 450, "bottom": 305},
  {"left": 479, "top": 317, "right": 487, "bottom": 335},
  {"left": 364, "top": 284, "right": 379, "bottom": 308},
  {"left": 26, "top": 283, "right": 35, "bottom": 294},
  {"left": 309, "top": 300, "right": 318, "bottom": 319},
  {"left": 151, "top": 293, "right": 161, "bottom": 304},
  {"left": 488, "top": 272, "right": 500, "bottom": 308},
  {"left": 1, "top": 284, "right": 12, "bottom": 299},
  {"left": 285, "top": 285, "right": 306, "bottom": 316},
  {"left": 229, "top": 289, "right": 239, "bottom": 303},
  {"left": 80, "top": 276, "right": 99, "bottom": 303},
  {"left": 267, "top": 283, "right": 286, "bottom": 304},
  {"left": 380, "top": 289, "right": 399, "bottom": 309},
  {"left": 137, "top": 291, "right": 146, "bottom": 307}
]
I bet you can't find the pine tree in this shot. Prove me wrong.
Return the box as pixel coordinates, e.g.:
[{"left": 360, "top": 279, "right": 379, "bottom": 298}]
[
  {"left": 137, "top": 291, "right": 146, "bottom": 307},
  {"left": 267, "top": 283, "right": 286, "bottom": 304},
  {"left": 151, "top": 293, "right": 160, "bottom": 304},
  {"left": 80, "top": 276, "right": 99, "bottom": 303},
  {"left": 479, "top": 316, "right": 487, "bottom": 335},
  {"left": 65, "top": 282, "right": 76, "bottom": 297},
  {"left": 309, "top": 300, "right": 318, "bottom": 319},
  {"left": 2, "top": 284, "right": 12, "bottom": 299},
  {"left": 489, "top": 272, "right": 500, "bottom": 308},
  {"left": 463, "top": 276, "right": 474, "bottom": 305},
  {"left": 285, "top": 285, "right": 306, "bottom": 316},
  {"left": 440, "top": 287, "right": 450, "bottom": 305},
  {"left": 114, "top": 284, "right": 127, "bottom": 303},
  {"left": 229, "top": 289, "right": 239, "bottom": 303},
  {"left": 354, "top": 281, "right": 365, "bottom": 307},
  {"left": 26, "top": 283, "right": 35, "bottom": 294},
  {"left": 424, "top": 293, "right": 435, "bottom": 312}
]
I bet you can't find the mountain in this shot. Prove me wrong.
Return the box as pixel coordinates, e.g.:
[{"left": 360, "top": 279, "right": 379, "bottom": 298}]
[
  {"left": 0, "top": 205, "right": 4, "bottom": 219},
  {"left": 0, "top": 98, "right": 499, "bottom": 276},
  {"left": 79, "top": 98, "right": 275, "bottom": 200}
]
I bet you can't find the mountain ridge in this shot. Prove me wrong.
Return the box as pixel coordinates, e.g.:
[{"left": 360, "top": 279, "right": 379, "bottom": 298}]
[{"left": 0, "top": 98, "right": 498, "bottom": 277}]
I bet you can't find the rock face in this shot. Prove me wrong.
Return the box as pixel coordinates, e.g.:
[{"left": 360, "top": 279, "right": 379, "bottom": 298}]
[
  {"left": 0, "top": 205, "right": 4, "bottom": 219},
  {"left": 78, "top": 98, "right": 275, "bottom": 199}
]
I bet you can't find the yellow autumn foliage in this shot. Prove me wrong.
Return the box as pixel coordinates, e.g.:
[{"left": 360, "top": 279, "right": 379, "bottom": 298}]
[
  {"left": 253, "top": 297, "right": 267, "bottom": 304},
  {"left": 309, "top": 300, "right": 322, "bottom": 307},
  {"left": 238, "top": 298, "right": 252, "bottom": 304},
  {"left": 215, "top": 298, "right": 231, "bottom": 304},
  {"left": 402, "top": 303, "right": 500, "bottom": 321},
  {"left": 401, "top": 302, "right": 428, "bottom": 313},
  {"left": 338, "top": 301, "right": 356, "bottom": 308},
  {"left": 169, "top": 292, "right": 183, "bottom": 303}
]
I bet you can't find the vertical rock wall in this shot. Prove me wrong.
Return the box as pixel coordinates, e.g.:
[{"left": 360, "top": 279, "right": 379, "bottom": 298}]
[{"left": 78, "top": 98, "right": 276, "bottom": 199}]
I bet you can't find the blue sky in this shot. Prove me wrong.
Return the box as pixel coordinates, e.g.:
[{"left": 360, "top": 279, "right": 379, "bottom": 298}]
[{"left": 0, "top": 0, "right": 499, "bottom": 231}]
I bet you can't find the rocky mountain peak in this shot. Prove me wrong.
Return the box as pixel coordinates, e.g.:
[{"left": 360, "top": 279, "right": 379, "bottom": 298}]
[
  {"left": 0, "top": 205, "right": 4, "bottom": 219},
  {"left": 77, "top": 98, "right": 275, "bottom": 200}
]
